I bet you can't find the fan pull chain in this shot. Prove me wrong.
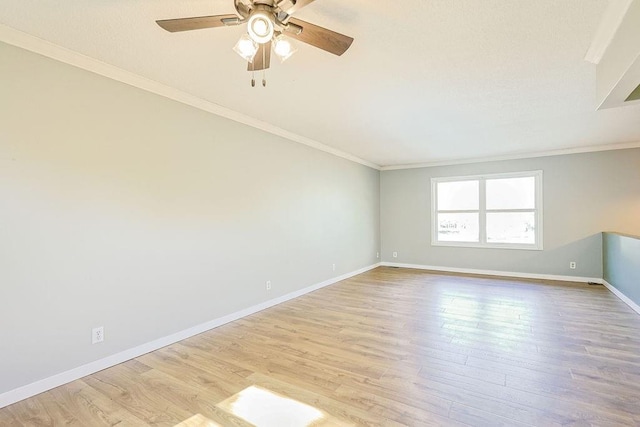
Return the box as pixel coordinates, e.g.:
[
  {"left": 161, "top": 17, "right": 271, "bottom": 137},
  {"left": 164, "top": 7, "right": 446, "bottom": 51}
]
[
  {"left": 262, "top": 47, "right": 267, "bottom": 87},
  {"left": 251, "top": 60, "right": 255, "bottom": 87}
]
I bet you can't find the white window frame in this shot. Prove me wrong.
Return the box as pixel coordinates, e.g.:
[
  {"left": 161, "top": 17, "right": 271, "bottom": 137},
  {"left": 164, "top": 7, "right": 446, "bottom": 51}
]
[{"left": 431, "top": 170, "right": 543, "bottom": 250}]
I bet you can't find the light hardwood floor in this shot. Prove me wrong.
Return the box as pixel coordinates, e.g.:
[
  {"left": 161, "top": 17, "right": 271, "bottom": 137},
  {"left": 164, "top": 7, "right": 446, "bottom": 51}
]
[{"left": 2, "top": 267, "right": 640, "bottom": 426}]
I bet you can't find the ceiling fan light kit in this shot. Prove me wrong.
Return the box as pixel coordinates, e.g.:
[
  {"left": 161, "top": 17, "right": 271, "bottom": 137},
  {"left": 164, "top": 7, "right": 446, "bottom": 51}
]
[{"left": 156, "top": 0, "right": 354, "bottom": 87}]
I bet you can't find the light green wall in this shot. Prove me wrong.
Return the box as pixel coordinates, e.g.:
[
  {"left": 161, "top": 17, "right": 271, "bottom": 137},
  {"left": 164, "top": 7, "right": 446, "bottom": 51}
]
[
  {"left": 0, "top": 42, "right": 380, "bottom": 394},
  {"left": 381, "top": 149, "right": 640, "bottom": 278},
  {"left": 603, "top": 232, "right": 640, "bottom": 307}
]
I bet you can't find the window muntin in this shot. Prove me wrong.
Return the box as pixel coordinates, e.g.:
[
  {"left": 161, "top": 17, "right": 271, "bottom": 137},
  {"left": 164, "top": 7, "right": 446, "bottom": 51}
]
[{"left": 431, "top": 171, "right": 542, "bottom": 250}]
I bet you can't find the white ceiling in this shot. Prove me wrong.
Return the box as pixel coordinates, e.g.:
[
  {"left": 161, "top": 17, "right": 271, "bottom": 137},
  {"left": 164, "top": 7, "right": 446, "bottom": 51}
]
[{"left": 2, "top": 0, "right": 640, "bottom": 168}]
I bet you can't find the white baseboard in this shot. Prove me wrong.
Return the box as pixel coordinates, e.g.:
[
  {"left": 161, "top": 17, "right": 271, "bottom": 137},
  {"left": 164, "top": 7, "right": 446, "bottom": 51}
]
[
  {"left": 0, "top": 262, "right": 381, "bottom": 409},
  {"left": 602, "top": 280, "right": 640, "bottom": 315},
  {"left": 380, "top": 262, "right": 603, "bottom": 284}
]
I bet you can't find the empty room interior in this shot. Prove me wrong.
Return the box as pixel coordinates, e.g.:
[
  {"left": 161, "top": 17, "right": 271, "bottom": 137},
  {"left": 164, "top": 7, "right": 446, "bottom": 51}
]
[{"left": 2, "top": 0, "right": 640, "bottom": 426}]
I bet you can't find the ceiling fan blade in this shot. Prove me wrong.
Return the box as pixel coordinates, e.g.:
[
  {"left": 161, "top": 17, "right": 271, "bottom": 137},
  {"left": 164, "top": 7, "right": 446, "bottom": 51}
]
[
  {"left": 280, "top": 0, "right": 317, "bottom": 15},
  {"left": 287, "top": 18, "right": 353, "bottom": 56},
  {"left": 156, "top": 14, "right": 239, "bottom": 32},
  {"left": 248, "top": 41, "right": 272, "bottom": 71}
]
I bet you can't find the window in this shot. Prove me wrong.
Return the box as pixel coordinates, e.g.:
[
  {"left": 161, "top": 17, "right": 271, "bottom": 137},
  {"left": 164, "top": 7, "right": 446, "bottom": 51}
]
[{"left": 431, "top": 171, "right": 543, "bottom": 250}]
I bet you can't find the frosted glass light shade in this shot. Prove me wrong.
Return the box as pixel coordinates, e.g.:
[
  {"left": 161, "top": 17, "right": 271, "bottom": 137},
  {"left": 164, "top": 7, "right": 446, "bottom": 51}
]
[
  {"left": 273, "top": 35, "right": 297, "bottom": 62},
  {"left": 233, "top": 34, "right": 258, "bottom": 62}
]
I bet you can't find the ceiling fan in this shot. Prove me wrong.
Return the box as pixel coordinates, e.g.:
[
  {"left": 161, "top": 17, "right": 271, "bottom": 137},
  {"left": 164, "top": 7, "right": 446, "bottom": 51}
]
[{"left": 156, "top": 0, "right": 354, "bottom": 86}]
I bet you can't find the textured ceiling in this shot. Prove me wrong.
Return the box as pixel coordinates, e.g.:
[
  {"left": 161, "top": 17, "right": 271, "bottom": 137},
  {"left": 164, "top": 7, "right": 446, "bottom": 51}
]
[{"left": 2, "top": 0, "right": 640, "bottom": 167}]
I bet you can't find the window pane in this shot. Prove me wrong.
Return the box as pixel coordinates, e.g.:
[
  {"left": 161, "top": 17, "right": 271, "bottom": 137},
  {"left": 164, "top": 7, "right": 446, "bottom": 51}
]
[
  {"left": 437, "top": 213, "right": 479, "bottom": 242},
  {"left": 486, "top": 177, "right": 535, "bottom": 210},
  {"left": 437, "top": 180, "right": 479, "bottom": 210},
  {"left": 486, "top": 212, "right": 535, "bottom": 244}
]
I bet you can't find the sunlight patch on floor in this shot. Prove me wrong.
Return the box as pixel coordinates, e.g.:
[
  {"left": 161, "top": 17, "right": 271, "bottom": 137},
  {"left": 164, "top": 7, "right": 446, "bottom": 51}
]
[{"left": 217, "top": 385, "right": 351, "bottom": 426}]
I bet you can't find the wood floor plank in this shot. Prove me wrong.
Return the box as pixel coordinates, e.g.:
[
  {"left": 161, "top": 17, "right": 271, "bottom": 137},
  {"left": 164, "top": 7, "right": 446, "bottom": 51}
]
[
  {"left": 448, "top": 402, "right": 535, "bottom": 427},
  {"left": 2, "top": 266, "right": 640, "bottom": 426},
  {"left": 332, "top": 384, "right": 457, "bottom": 426},
  {"left": 505, "top": 373, "right": 640, "bottom": 417},
  {"left": 45, "top": 379, "right": 150, "bottom": 426},
  {"left": 121, "top": 360, "right": 254, "bottom": 427},
  {"left": 83, "top": 364, "right": 195, "bottom": 425}
]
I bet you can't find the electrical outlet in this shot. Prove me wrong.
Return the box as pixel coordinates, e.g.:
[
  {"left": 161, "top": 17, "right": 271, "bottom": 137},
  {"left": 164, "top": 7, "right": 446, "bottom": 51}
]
[
  {"left": 266, "top": 280, "right": 271, "bottom": 291},
  {"left": 332, "top": 264, "right": 336, "bottom": 271},
  {"left": 393, "top": 251, "right": 398, "bottom": 258},
  {"left": 92, "top": 326, "right": 104, "bottom": 344},
  {"left": 569, "top": 262, "right": 576, "bottom": 269},
  {"left": 376, "top": 252, "right": 379, "bottom": 258}
]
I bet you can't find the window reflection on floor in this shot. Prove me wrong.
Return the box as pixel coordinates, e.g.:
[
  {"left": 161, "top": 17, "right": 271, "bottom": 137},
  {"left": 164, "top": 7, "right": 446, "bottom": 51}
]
[
  {"left": 173, "top": 385, "right": 353, "bottom": 426},
  {"left": 217, "top": 385, "right": 350, "bottom": 426}
]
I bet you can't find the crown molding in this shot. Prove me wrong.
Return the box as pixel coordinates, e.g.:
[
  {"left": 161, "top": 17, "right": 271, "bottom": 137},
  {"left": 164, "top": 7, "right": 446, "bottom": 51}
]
[
  {"left": 0, "top": 24, "right": 380, "bottom": 171},
  {"left": 380, "top": 141, "right": 640, "bottom": 171},
  {"left": 584, "top": 0, "right": 633, "bottom": 64}
]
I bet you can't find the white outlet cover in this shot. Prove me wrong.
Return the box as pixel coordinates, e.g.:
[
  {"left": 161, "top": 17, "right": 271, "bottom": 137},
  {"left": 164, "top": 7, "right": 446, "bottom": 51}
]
[
  {"left": 92, "top": 326, "right": 104, "bottom": 344},
  {"left": 393, "top": 252, "right": 398, "bottom": 258}
]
